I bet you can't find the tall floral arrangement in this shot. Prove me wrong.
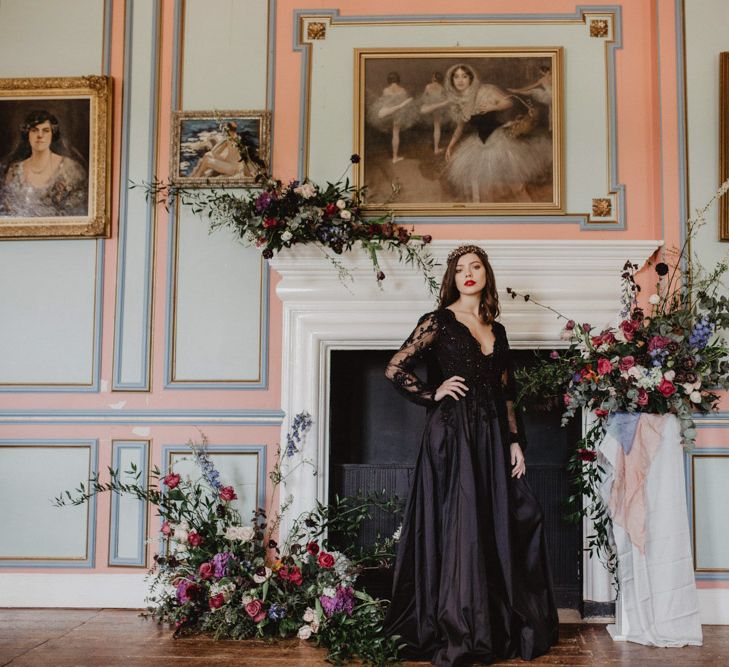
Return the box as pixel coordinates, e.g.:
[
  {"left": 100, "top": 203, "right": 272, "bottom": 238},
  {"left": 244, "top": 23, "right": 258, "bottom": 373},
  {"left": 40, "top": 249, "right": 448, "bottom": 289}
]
[
  {"left": 509, "top": 180, "right": 729, "bottom": 577},
  {"left": 55, "top": 417, "right": 403, "bottom": 666},
  {"left": 139, "top": 150, "right": 438, "bottom": 293}
]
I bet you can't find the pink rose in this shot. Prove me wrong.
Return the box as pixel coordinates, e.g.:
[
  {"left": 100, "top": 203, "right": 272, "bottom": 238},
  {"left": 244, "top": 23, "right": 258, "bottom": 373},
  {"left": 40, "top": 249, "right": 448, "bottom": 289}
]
[
  {"left": 619, "top": 356, "right": 635, "bottom": 371},
  {"left": 658, "top": 378, "right": 677, "bottom": 397},
  {"left": 187, "top": 531, "right": 203, "bottom": 547},
  {"left": 597, "top": 358, "right": 613, "bottom": 376},
  {"left": 563, "top": 393, "right": 572, "bottom": 406},
  {"left": 245, "top": 599, "right": 263, "bottom": 619},
  {"left": 565, "top": 320, "right": 576, "bottom": 330},
  {"left": 198, "top": 562, "right": 214, "bottom": 580},
  {"left": 582, "top": 323, "right": 592, "bottom": 333},
  {"left": 317, "top": 552, "right": 335, "bottom": 568},
  {"left": 161, "top": 521, "right": 171, "bottom": 536},
  {"left": 162, "top": 473, "right": 180, "bottom": 489},
  {"left": 549, "top": 350, "right": 559, "bottom": 360},
  {"left": 209, "top": 593, "right": 225, "bottom": 610},
  {"left": 636, "top": 388, "right": 649, "bottom": 406},
  {"left": 619, "top": 320, "right": 637, "bottom": 340},
  {"left": 219, "top": 486, "right": 237, "bottom": 502}
]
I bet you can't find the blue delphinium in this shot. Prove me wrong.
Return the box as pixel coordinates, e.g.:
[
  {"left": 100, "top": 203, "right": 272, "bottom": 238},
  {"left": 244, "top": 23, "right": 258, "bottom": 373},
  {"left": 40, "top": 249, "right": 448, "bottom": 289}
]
[
  {"left": 689, "top": 315, "right": 714, "bottom": 350},
  {"left": 268, "top": 602, "right": 287, "bottom": 621},
  {"left": 189, "top": 439, "right": 222, "bottom": 490},
  {"left": 285, "top": 411, "right": 313, "bottom": 458}
]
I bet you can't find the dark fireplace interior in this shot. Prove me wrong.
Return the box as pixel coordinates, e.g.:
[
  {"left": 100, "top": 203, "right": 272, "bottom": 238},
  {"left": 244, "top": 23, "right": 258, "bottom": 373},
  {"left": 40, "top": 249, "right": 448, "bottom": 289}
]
[{"left": 328, "top": 348, "right": 583, "bottom": 609}]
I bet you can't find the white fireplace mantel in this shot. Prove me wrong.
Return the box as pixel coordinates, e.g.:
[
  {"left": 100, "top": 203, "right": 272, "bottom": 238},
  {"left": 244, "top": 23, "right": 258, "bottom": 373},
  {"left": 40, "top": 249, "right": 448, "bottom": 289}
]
[{"left": 270, "top": 238, "right": 661, "bottom": 603}]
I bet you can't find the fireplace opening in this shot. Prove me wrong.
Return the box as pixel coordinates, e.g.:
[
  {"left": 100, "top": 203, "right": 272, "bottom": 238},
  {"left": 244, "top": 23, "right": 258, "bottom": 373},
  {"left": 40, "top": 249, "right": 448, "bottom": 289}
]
[{"left": 328, "top": 348, "right": 583, "bottom": 609}]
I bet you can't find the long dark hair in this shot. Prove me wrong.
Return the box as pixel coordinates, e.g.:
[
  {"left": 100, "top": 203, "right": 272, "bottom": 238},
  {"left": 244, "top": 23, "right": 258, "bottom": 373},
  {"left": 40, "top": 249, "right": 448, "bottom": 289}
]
[{"left": 438, "top": 246, "right": 500, "bottom": 323}]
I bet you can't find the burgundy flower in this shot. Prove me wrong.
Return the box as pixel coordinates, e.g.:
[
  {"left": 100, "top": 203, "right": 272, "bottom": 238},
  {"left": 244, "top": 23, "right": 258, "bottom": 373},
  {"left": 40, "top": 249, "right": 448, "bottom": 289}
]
[
  {"left": 382, "top": 222, "right": 394, "bottom": 238},
  {"left": 655, "top": 262, "right": 669, "bottom": 276},
  {"left": 187, "top": 531, "right": 203, "bottom": 547},
  {"left": 262, "top": 248, "right": 273, "bottom": 259},
  {"left": 422, "top": 234, "right": 432, "bottom": 243},
  {"left": 565, "top": 320, "right": 576, "bottom": 331},
  {"left": 317, "top": 552, "right": 335, "bottom": 568},
  {"left": 550, "top": 350, "right": 559, "bottom": 360},
  {"left": 350, "top": 153, "right": 361, "bottom": 164},
  {"left": 636, "top": 388, "right": 649, "bottom": 406},
  {"left": 618, "top": 356, "right": 635, "bottom": 371},
  {"left": 577, "top": 448, "right": 597, "bottom": 462},
  {"left": 288, "top": 565, "right": 303, "bottom": 586},
  {"left": 582, "top": 323, "right": 592, "bottom": 332},
  {"left": 325, "top": 203, "right": 337, "bottom": 216},
  {"left": 597, "top": 358, "right": 613, "bottom": 376},
  {"left": 263, "top": 217, "right": 278, "bottom": 228},
  {"left": 277, "top": 566, "right": 290, "bottom": 581},
  {"left": 209, "top": 593, "right": 225, "bottom": 610},
  {"left": 376, "top": 270, "right": 386, "bottom": 281},
  {"left": 198, "top": 562, "right": 214, "bottom": 580},
  {"left": 594, "top": 409, "right": 609, "bottom": 418},
  {"left": 162, "top": 473, "right": 180, "bottom": 489},
  {"left": 306, "top": 541, "right": 320, "bottom": 556},
  {"left": 219, "top": 486, "right": 237, "bottom": 502}
]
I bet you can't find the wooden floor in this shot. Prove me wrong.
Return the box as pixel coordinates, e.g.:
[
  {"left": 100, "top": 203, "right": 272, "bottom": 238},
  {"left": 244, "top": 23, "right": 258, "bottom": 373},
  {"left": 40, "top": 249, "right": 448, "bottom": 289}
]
[{"left": 0, "top": 609, "right": 726, "bottom": 666}]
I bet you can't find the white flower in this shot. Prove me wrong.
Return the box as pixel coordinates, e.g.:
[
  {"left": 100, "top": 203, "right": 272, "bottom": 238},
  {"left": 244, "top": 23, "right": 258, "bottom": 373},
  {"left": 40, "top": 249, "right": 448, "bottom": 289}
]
[
  {"left": 281, "top": 230, "right": 293, "bottom": 242},
  {"left": 664, "top": 370, "right": 676, "bottom": 381},
  {"left": 335, "top": 199, "right": 346, "bottom": 209},
  {"left": 649, "top": 294, "right": 661, "bottom": 305},
  {"left": 294, "top": 182, "right": 316, "bottom": 198},
  {"left": 303, "top": 607, "right": 316, "bottom": 623},
  {"left": 392, "top": 523, "right": 402, "bottom": 542},
  {"left": 241, "top": 594, "right": 253, "bottom": 605},
  {"left": 310, "top": 618, "right": 320, "bottom": 633},
  {"left": 225, "top": 525, "right": 255, "bottom": 542},
  {"left": 298, "top": 625, "right": 313, "bottom": 640},
  {"left": 340, "top": 209, "right": 352, "bottom": 221},
  {"left": 690, "top": 391, "right": 703, "bottom": 403},
  {"left": 173, "top": 521, "right": 189, "bottom": 543},
  {"left": 253, "top": 566, "right": 272, "bottom": 584},
  {"left": 322, "top": 586, "right": 336, "bottom": 597}
]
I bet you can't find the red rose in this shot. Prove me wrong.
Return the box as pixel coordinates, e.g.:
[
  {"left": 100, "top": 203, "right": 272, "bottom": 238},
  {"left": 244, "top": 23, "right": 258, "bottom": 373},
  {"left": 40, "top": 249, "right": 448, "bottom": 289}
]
[
  {"left": 594, "top": 409, "right": 609, "bottom": 418},
  {"left": 591, "top": 335, "right": 603, "bottom": 347},
  {"left": 325, "top": 203, "right": 337, "bottom": 216},
  {"left": 636, "top": 388, "right": 649, "bottom": 406},
  {"left": 597, "top": 358, "right": 613, "bottom": 376},
  {"left": 162, "top": 473, "right": 180, "bottom": 489},
  {"left": 619, "top": 319, "right": 637, "bottom": 340},
  {"left": 577, "top": 448, "right": 597, "bottom": 462},
  {"left": 187, "top": 531, "right": 203, "bottom": 547},
  {"left": 161, "top": 521, "right": 171, "bottom": 536},
  {"left": 278, "top": 566, "right": 290, "bottom": 581},
  {"left": 658, "top": 378, "right": 677, "bottom": 397},
  {"left": 288, "top": 565, "right": 303, "bottom": 586},
  {"left": 198, "top": 561, "right": 214, "bottom": 580},
  {"left": 307, "top": 541, "right": 320, "bottom": 556},
  {"left": 317, "top": 552, "right": 335, "bottom": 568},
  {"left": 209, "top": 593, "right": 225, "bottom": 610},
  {"left": 619, "top": 356, "right": 635, "bottom": 371},
  {"left": 245, "top": 599, "right": 263, "bottom": 619},
  {"left": 219, "top": 486, "right": 237, "bottom": 502},
  {"left": 263, "top": 217, "right": 278, "bottom": 228}
]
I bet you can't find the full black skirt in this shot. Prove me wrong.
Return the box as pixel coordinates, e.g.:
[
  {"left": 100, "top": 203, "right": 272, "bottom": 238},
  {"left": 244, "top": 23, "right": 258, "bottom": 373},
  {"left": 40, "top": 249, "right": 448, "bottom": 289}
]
[{"left": 384, "top": 397, "right": 559, "bottom": 666}]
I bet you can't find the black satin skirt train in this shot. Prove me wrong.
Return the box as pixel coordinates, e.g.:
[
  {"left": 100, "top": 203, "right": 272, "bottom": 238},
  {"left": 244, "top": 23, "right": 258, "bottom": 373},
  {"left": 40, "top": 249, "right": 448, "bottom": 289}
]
[{"left": 383, "top": 397, "right": 559, "bottom": 666}]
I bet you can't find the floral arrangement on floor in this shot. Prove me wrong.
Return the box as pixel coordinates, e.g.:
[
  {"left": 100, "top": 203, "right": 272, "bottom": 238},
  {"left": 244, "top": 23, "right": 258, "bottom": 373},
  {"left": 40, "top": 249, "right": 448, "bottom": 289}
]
[
  {"left": 54, "top": 414, "right": 404, "bottom": 666},
  {"left": 138, "top": 147, "right": 438, "bottom": 293},
  {"left": 509, "top": 179, "right": 729, "bottom": 578}
]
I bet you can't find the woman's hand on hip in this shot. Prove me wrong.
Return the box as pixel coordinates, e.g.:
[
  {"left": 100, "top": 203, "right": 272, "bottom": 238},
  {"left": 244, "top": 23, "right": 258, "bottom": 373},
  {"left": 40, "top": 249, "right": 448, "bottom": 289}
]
[
  {"left": 510, "top": 443, "right": 526, "bottom": 478},
  {"left": 434, "top": 376, "right": 468, "bottom": 402}
]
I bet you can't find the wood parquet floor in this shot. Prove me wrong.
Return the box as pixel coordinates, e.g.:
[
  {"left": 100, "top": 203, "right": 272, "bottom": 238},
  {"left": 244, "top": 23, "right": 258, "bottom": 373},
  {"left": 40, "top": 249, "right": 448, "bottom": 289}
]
[{"left": 0, "top": 609, "right": 726, "bottom": 666}]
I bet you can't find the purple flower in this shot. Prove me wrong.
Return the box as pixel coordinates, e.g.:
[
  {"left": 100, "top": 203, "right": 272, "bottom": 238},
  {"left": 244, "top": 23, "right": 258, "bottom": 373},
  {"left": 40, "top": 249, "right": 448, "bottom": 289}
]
[
  {"left": 254, "top": 192, "right": 272, "bottom": 213},
  {"left": 319, "top": 585, "right": 355, "bottom": 617},
  {"left": 549, "top": 350, "right": 559, "bottom": 360},
  {"left": 176, "top": 577, "right": 196, "bottom": 603},
  {"left": 212, "top": 552, "right": 233, "bottom": 579}
]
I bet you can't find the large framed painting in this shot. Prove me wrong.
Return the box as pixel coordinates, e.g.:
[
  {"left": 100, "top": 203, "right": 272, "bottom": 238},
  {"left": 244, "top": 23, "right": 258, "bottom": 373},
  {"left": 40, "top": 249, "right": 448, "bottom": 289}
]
[
  {"left": 721, "top": 52, "right": 729, "bottom": 241},
  {"left": 353, "top": 48, "right": 564, "bottom": 216},
  {"left": 170, "top": 110, "right": 271, "bottom": 188},
  {"left": 0, "top": 76, "right": 112, "bottom": 238}
]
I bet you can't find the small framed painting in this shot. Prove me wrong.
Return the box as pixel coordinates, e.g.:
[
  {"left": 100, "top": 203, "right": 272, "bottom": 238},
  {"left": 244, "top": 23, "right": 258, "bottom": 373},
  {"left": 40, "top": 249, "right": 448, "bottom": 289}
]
[
  {"left": 353, "top": 48, "right": 564, "bottom": 216},
  {"left": 0, "top": 75, "right": 112, "bottom": 238},
  {"left": 170, "top": 110, "right": 271, "bottom": 188}
]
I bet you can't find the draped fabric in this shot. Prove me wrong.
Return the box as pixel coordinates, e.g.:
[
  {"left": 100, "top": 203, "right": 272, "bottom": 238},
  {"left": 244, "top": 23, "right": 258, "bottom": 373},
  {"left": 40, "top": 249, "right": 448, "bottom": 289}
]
[
  {"left": 384, "top": 309, "right": 559, "bottom": 666},
  {"left": 599, "top": 413, "right": 703, "bottom": 647}
]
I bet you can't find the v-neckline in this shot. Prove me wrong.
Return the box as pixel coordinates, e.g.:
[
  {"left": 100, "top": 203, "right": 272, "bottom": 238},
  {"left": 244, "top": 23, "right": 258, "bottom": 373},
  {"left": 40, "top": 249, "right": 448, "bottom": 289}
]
[{"left": 444, "top": 308, "right": 496, "bottom": 358}]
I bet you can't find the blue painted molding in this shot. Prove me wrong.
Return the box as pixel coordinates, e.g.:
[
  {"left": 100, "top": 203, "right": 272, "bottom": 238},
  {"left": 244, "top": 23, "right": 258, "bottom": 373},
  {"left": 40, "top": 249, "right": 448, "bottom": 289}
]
[
  {"left": 0, "top": 409, "right": 284, "bottom": 425},
  {"left": 112, "top": 0, "right": 160, "bottom": 391},
  {"left": 0, "top": 440, "right": 98, "bottom": 568},
  {"left": 684, "top": 447, "right": 729, "bottom": 580},
  {"left": 109, "top": 440, "right": 149, "bottom": 567},
  {"left": 102, "top": 0, "right": 113, "bottom": 76},
  {"left": 291, "top": 5, "right": 626, "bottom": 230}
]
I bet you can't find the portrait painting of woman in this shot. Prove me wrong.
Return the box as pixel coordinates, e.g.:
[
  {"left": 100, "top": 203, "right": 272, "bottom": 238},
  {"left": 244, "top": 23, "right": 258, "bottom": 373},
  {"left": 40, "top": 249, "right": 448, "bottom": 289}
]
[{"left": 355, "top": 49, "right": 563, "bottom": 215}]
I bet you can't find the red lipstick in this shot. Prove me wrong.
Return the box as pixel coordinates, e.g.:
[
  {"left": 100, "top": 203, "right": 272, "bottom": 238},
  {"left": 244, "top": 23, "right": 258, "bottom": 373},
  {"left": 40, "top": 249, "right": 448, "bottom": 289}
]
[{"left": 464, "top": 280, "right": 476, "bottom": 286}]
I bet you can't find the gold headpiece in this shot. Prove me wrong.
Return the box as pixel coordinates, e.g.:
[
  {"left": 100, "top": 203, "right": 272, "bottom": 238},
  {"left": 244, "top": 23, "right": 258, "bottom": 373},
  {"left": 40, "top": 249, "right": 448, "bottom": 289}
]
[{"left": 447, "top": 244, "right": 488, "bottom": 264}]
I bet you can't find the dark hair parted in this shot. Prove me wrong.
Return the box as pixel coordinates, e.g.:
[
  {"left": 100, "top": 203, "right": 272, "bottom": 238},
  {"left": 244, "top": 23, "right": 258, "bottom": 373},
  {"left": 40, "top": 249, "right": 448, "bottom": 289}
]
[
  {"left": 20, "top": 110, "right": 61, "bottom": 143},
  {"left": 386, "top": 71, "right": 401, "bottom": 84},
  {"left": 438, "top": 246, "right": 500, "bottom": 323}
]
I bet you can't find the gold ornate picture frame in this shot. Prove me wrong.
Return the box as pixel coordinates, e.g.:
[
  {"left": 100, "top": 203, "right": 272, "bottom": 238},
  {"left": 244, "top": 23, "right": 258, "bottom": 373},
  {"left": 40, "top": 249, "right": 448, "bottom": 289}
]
[
  {"left": 353, "top": 47, "right": 564, "bottom": 216},
  {"left": 170, "top": 110, "right": 271, "bottom": 188},
  {"left": 720, "top": 52, "right": 729, "bottom": 241},
  {"left": 0, "top": 76, "right": 112, "bottom": 238}
]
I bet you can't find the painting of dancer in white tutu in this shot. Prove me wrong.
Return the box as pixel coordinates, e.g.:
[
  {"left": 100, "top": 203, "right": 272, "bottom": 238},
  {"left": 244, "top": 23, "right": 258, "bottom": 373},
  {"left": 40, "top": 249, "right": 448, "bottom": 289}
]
[{"left": 355, "top": 49, "right": 563, "bottom": 214}]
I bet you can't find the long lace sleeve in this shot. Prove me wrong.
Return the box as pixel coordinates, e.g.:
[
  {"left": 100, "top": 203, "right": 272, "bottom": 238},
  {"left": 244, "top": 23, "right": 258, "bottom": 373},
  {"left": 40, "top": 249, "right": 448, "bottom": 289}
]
[
  {"left": 498, "top": 324, "right": 529, "bottom": 451},
  {"left": 385, "top": 312, "right": 440, "bottom": 408}
]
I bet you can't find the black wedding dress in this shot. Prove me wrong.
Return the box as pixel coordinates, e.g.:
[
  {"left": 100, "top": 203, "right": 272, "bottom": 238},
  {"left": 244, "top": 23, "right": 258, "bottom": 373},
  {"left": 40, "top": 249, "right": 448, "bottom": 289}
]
[{"left": 383, "top": 308, "right": 559, "bottom": 666}]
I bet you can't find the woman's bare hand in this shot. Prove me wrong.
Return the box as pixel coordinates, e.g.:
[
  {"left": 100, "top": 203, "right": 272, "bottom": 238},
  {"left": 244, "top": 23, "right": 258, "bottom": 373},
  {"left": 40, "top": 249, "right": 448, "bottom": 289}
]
[
  {"left": 510, "top": 443, "right": 526, "bottom": 478},
  {"left": 435, "top": 375, "right": 468, "bottom": 401}
]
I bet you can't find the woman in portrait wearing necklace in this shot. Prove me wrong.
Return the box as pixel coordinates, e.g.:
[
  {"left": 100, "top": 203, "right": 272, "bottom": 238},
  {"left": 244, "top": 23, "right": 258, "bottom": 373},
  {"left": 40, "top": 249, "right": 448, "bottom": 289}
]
[
  {"left": 0, "top": 110, "right": 87, "bottom": 217},
  {"left": 383, "top": 244, "right": 558, "bottom": 666}
]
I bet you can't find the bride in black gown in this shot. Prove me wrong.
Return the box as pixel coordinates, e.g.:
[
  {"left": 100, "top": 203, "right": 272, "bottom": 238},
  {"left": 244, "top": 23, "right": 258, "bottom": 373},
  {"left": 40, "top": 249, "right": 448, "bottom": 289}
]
[{"left": 383, "top": 244, "right": 558, "bottom": 666}]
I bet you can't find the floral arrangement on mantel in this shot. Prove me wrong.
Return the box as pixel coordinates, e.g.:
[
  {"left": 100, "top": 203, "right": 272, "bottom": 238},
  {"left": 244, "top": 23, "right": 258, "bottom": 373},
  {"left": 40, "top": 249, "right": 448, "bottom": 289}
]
[
  {"left": 509, "top": 179, "right": 729, "bottom": 578},
  {"left": 55, "top": 414, "right": 404, "bottom": 666},
  {"left": 139, "top": 150, "right": 438, "bottom": 294}
]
